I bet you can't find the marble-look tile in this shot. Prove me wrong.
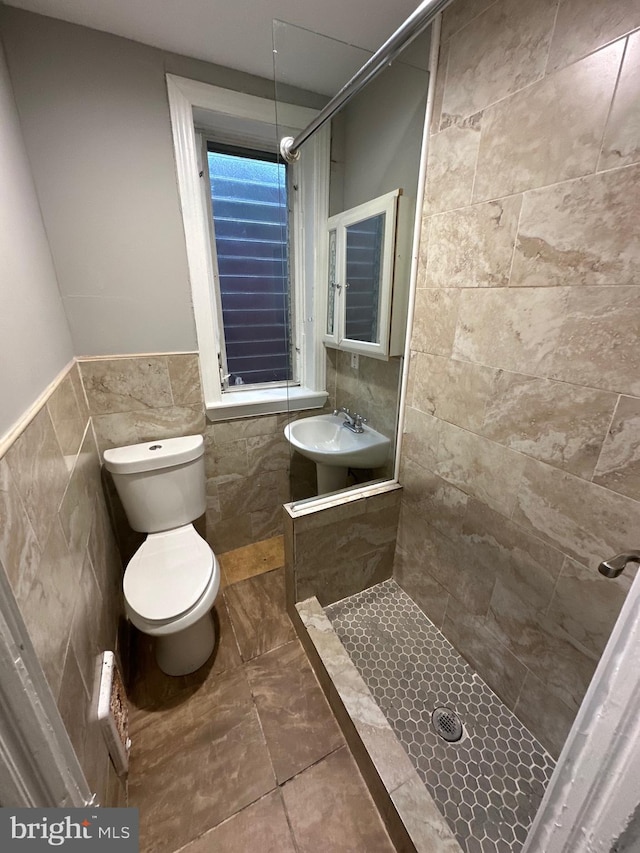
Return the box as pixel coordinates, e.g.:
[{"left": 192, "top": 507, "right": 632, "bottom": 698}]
[
  {"left": 246, "top": 433, "right": 290, "bottom": 475},
  {"left": 429, "top": 39, "right": 449, "bottom": 135},
  {"left": 453, "top": 286, "right": 567, "bottom": 377},
  {"left": 80, "top": 357, "right": 173, "bottom": 415},
  {"left": 334, "top": 352, "right": 401, "bottom": 442},
  {"left": 600, "top": 31, "right": 640, "bottom": 170},
  {"left": 57, "top": 647, "right": 110, "bottom": 804},
  {"left": 70, "top": 550, "right": 104, "bottom": 696},
  {"left": 547, "top": 556, "right": 631, "bottom": 657},
  {"left": 204, "top": 435, "right": 248, "bottom": 479},
  {"left": 398, "top": 503, "right": 496, "bottom": 618},
  {"left": 219, "top": 535, "right": 284, "bottom": 587},
  {"left": 179, "top": 791, "right": 296, "bottom": 853},
  {"left": 424, "top": 118, "right": 482, "bottom": 214},
  {"left": 513, "top": 671, "right": 576, "bottom": 759},
  {"left": 87, "top": 492, "right": 122, "bottom": 602},
  {"left": 487, "top": 576, "right": 598, "bottom": 711},
  {"left": 411, "top": 289, "right": 460, "bottom": 357},
  {"left": 205, "top": 508, "right": 253, "bottom": 553},
  {"left": 214, "top": 468, "right": 289, "bottom": 520},
  {"left": 549, "top": 286, "right": 640, "bottom": 397},
  {"left": 442, "top": 596, "right": 527, "bottom": 709},
  {"left": 5, "top": 407, "right": 69, "bottom": 549},
  {"left": 442, "top": 0, "right": 556, "bottom": 124},
  {"left": 58, "top": 426, "right": 101, "bottom": 566},
  {"left": 425, "top": 196, "right": 522, "bottom": 288},
  {"left": 547, "top": 0, "right": 640, "bottom": 71},
  {"left": 480, "top": 372, "right": 617, "bottom": 479},
  {"left": 434, "top": 420, "right": 527, "bottom": 517},
  {"left": 335, "top": 503, "right": 399, "bottom": 563},
  {"left": 513, "top": 459, "right": 640, "bottom": 569},
  {"left": 461, "top": 498, "right": 563, "bottom": 611},
  {"left": 512, "top": 166, "right": 640, "bottom": 288},
  {"left": 212, "top": 414, "right": 278, "bottom": 444},
  {"left": 129, "top": 667, "right": 275, "bottom": 853},
  {"left": 92, "top": 406, "right": 205, "bottom": 454},
  {"left": 594, "top": 395, "right": 640, "bottom": 500},
  {"left": 394, "top": 511, "right": 450, "bottom": 630},
  {"left": 282, "top": 747, "right": 396, "bottom": 853},
  {"left": 296, "top": 543, "right": 395, "bottom": 608},
  {"left": 246, "top": 640, "right": 344, "bottom": 783},
  {"left": 390, "top": 776, "right": 463, "bottom": 853},
  {"left": 0, "top": 456, "right": 41, "bottom": 600},
  {"left": 293, "top": 495, "right": 367, "bottom": 533},
  {"left": 413, "top": 352, "right": 496, "bottom": 432},
  {"left": 224, "top": 568, "right": 295, "bottom": 660},
  {"left": 473, "top": 41, "right": 623, "bottom": 201},
  {"left": 441, "top": 0, "right": 499, "bottom": 42},
  {"left": 402, "top": 406, "right": 440, "bottom": 473},
  {"left": 251, "top": 503, "right": 286, "bottom": 541},
  {"left": 167, "top": 353, "right": 202, "bottom": 406},
  {"left": 47, "top": 364, "right": 89, "bottom": 462},
  {"left": 19, "top": 519, "right": 83, "bottom": 697},
  {"left": 399, "top": 458, "right": 468, "bottom": 541},
  {"left": 296, "top": 598, "right": 418, "bottom": 795}
]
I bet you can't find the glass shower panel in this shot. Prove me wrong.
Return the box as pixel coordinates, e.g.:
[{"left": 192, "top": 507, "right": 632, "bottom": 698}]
[{"left": 344, "top": 213, "right": 385, "bottom": 344}]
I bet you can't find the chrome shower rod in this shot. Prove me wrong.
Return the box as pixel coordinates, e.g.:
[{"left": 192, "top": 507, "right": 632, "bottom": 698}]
[{"left": 279, "top": 0, "right": 452, "bottom": 162}]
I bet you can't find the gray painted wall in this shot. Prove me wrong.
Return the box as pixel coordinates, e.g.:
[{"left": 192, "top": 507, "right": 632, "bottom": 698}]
[
  {"left": 0, "top": 7, "right": 324, "bottom": 357},
  {"left": 0, "top": 39, "right": 74, "bottom": 438}
]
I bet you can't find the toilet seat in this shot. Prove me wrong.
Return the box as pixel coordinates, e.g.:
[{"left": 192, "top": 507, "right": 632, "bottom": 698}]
[{"left": 124, "top": 525, "right": 214, "bottom": 623}]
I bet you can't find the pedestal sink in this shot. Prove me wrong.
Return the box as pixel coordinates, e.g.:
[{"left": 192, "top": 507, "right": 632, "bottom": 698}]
[{"left": 284, "top": 413, "right": 391, "bottom": 494}]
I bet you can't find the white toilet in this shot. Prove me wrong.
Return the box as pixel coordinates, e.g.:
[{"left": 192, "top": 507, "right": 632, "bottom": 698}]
[{"left": 103, "top": 435, "right": 220, "bottom": 676}]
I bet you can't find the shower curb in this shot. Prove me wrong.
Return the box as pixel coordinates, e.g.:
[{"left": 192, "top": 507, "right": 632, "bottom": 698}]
[{"left": 293, "top": 596, "right": 463, "bottom": 853}]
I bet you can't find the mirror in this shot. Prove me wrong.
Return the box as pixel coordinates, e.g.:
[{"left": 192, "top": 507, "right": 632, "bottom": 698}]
[{"left": 272, "top": 21, "right": 430, "bottom": 500}]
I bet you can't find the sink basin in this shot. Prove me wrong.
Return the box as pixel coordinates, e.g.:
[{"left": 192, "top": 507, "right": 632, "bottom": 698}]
[{"left": 284, "top": 414, "right": 391, "bottom": 469}]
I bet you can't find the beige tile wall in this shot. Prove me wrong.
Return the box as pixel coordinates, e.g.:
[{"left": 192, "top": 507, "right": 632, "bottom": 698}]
[
  {"left": 285, "top": 488, "right": 402, "bottom": 609},
  {"left": 0, "top": 362, "right": 125, "bottom": 804},
  {"left": 80, "top": 353, "right": 317, "bottom": 554},
  {"left": 396, "top": 0, "right": 640, "bottom": 758}
]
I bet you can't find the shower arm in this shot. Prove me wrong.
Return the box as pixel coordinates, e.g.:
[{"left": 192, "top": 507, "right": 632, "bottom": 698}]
[
  {"left": 598, "top": 552, "right": 640, "bottom": 578},
  {"left": 279, "top": 0, "right": 453, "bottom": 163}
]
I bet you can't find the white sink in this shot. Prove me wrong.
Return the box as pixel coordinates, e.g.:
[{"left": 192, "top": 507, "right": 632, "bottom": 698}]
[{"left": 284, "top": 414, "right": 390, "bottom": 469}]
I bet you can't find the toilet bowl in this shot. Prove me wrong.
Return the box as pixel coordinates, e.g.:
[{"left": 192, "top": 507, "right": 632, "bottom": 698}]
[{"left": 103, "top": 435, "right": 219, "bottom": 676}]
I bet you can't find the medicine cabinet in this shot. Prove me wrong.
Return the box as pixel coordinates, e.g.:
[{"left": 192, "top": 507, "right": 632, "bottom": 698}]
[{"left": 324, "top": 187, "right": 410, "bottom": 360}]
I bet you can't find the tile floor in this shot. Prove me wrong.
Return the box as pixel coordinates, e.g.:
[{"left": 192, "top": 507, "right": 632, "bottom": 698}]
[
  {"left": 126, "top": 536, "right": 397, "bottom": 853},
  {"left": 327, "top": 581, "right": 556, "bottom": 853}
]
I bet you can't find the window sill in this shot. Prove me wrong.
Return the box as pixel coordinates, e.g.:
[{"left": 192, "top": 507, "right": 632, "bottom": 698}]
[{"left": 206, "top": 386, "right": 328, "bottom": 422}]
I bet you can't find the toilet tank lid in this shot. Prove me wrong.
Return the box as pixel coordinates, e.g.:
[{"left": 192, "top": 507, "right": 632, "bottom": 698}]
[{"left": 103, "top": 435, "right": 204, "bottom": 474}]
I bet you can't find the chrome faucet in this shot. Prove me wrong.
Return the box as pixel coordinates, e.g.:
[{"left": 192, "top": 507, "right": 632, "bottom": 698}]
[
  {"left": 598, "top": 551, "right": 640, "bottom": 578},
  {"left": 333, "top": 407, "right": 367, "bottom": 434}
]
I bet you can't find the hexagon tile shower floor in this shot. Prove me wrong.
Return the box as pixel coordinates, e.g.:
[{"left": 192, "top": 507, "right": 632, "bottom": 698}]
[{"left": 326, "top": 580, "right": 555, "bottom": 853}]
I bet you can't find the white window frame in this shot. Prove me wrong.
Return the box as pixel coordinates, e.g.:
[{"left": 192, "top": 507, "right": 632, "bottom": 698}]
[{"left": 166, "top": 74, "right": 329, "bottom": 420}]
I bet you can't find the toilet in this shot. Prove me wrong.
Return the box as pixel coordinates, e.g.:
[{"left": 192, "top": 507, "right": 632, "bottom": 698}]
[{"left": 103, "top": 435, "right": 220, "bottom": 676}]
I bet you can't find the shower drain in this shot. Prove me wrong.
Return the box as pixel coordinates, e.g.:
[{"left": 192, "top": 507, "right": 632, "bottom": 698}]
[{"left": 432, "top": 706, "right": 464, "bottom": 742}]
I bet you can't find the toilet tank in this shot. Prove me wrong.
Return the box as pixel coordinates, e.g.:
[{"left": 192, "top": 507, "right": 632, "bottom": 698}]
[{"left": 103, "top": 435, "right": 206, "bottom": 533}]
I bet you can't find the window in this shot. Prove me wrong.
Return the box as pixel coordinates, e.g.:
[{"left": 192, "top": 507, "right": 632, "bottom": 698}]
[
  {"left": 166, "top": 75, "right": 329, "bottom": 420},
  {"left": 206, "top": 148, "right": 292, "bottom": 388}
]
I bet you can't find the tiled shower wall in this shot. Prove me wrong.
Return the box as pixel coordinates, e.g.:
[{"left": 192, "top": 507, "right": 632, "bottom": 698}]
[
  {"left": 0, "top": 362, "right": 125, "bottom": 805},
  {"left": 79, "top": 353, "right": 317, "bottom": 554},
  {"left": 396, "top": 0, "right": 640, "bottom": 758},
  {"left": 285, "top": 487, "right": 402, "bottom": 608}
]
